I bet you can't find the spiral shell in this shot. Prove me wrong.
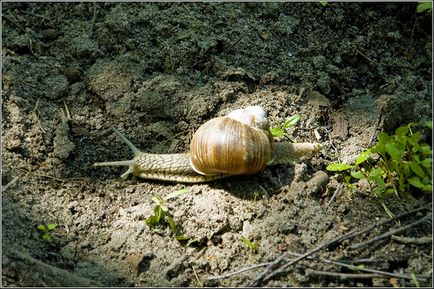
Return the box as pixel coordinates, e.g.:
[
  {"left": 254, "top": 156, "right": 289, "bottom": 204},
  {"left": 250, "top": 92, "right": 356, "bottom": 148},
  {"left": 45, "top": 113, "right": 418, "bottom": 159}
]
[{"left": 189, "top": 106, "right": 274, "bottom": 175}]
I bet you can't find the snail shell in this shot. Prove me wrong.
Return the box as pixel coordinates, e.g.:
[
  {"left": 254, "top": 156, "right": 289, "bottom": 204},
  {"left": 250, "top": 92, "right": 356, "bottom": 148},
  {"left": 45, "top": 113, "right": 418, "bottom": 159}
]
[{"left": 189, "top": 106, "right": 274, "bottom": 175}]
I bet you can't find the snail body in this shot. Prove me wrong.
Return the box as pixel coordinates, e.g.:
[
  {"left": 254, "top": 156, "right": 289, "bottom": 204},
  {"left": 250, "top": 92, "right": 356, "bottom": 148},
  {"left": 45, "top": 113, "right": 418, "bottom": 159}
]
[{"left": 93, "top": 106, "right": 322, "bottom": 183}]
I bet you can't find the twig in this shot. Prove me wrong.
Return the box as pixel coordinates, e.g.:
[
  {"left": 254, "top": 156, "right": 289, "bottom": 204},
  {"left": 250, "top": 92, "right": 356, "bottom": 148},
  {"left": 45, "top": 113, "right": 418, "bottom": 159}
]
[
  {"left": 248, "top": 203, "right": 432, "bottom": 286},
  {"left": 32, "top": 98, "right": 46, "bottom": 133},
  {"left": 288, "top": 251, "right": 431, "bottom": 282},
  {"left": 307, "top": 269, "right": 384, "bottom": 279},
  {"left": 62, "top": 99, "right": 72, "bottom": 121},
  {"left": 258, "top": 185, "right": 269, "bottom": 198},
  {"left": 350, "top": 213, "right": 432, "bottom": 250},
  {"left": 192, "top": 266, "right": 203, "bottom": 287},
  {"left": 207, "top": 262, "right": 272, "bottom": 281},
  {"left": 391, "top": 235, "right": 432, "bottom": 245},
  {"left": 2, "top": 176, "right": 20, "bottom": 192},
  {"left": 326, "top": 183, "right": 342, "bottom": 208},
  {"left": 356, "top": 49, "right": 380, "bottom": 67}
]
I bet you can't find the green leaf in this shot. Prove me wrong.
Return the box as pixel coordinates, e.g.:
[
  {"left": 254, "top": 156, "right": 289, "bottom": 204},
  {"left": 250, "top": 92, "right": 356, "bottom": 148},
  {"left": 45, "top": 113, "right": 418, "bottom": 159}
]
[
  {"left": 424, "top": 120, "right": 432, "bottom": 129},
  {"left": 420, "top": 145, "right": 432, "bottom": 156},
  {"left": 349, "top": 264, "right": 365, "bottom": 271},
  {"left": 271, "top": 127, "right": 284, "bottom": 138},
  {"left": 373, "top": 187, "right": 385, "bottom": 198},
  {"left": 422, "top": 184, "right": 432, "bottom": 192},
  {"left": 320, "top": 1, "right": 329, "bottom": 7},
  {"left": 149, "top": 206, "right": 165, "bottom": 224},
  {"left": 42, "top": 233, "right": 51, "bottom": 242},
  {"left": 417, "top": 2, "right": 432, "bottom": 13},
  {"left": 356, "top": 150, "right": 371, "bottom": 165},
  {"left": 403, "top": 163, "right": 412, "bottom": 177},
  {"left": 351, "top": 170, "right": 365, "bottom": 179},
  {"left": 146, "top": 215, "right": 159, "bottom": 226},
  {"left": 185, "top": 238, "right": 200, "bottom": 247},
  {"left": 326, "top": 163, "right": 353, "bottom": 171},
  {"left": 37, "top": 225, "right": 46, "bottom": 231},
  {"left": 377, "top": 132, "right": 392, "bottom": 144},
  {"left": 408, "top": 132, "right": 422, "bottom": 145},
  {"left": 408, "top": 176, "right": 424, "bottom": 188},
  {"left": 47, "top": 224, "right": 57, "bottom": 230},
  {"left": 421, "top": 158, "right": 432, "bottom": 168},
  {"left": 166, "top": 216, "right": 177, "bottom": 233},
  {"left": 164, "top": 189, "right": 190, "bottom": 201},
  {"left": 395, "top": 125, "right": 409, "bottom": 139},
  {"left": 385, "top": 143, "right": 403, "bottom": 161},
  {"left": 385, "top": 188, "right": 396, "bottom": 195},
  {"left": 283, "top": 114, "right": 302, "bottom": 128},
  {"left": 371, "top": 144, "right": 385, "bottom": 156},
  {"left": 369, "top": 167, "right": 384, "bottom": 177},
  {"left": 151, "top": 195, "right": 163, "bottom": 206},
  {"left": 241, "top": 236, "right": 258, "bottom": 251},
  {"left": 368, "top": 172, "right": 385, "bottom": 189},
  {"left": 175, "top": 235, "right": 190, "bottom": 241},
  {"left": 160, "top": 205, "right": 169, "bottom": 212},
  {"left": 409, "top": 162, "right": 426, "bottom": 178}
]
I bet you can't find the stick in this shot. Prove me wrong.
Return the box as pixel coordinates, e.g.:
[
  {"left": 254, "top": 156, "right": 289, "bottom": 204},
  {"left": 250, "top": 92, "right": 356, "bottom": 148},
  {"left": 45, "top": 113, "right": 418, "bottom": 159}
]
[
  {"left": 326, "top": 183, "right": 342, "bottom": 208},
  {"left": 206, "top": 262, "right": 272, "bottom": 281},
  {"left": 350, "top": 213, "right": 432, "bottom": 250},
  {"left": 307, "top": 269, "right": 384, "bottom": 279},
  {"left": 288, "top": 251, "right": 430, "bottom": 282},
  {"left": 192, "top": 265, "right": 203, "bottom": 287},
  {"left": 391, "top": 235, "right": 432, "bottom": 245},
  {"left": 2, "top": 176, "right": 20, "bottom": 192}
]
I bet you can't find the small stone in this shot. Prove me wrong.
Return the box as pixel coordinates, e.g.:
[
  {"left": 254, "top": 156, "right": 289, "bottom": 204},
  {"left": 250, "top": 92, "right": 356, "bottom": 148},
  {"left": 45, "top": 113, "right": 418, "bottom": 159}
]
[{"left": 64, "top": 67, "right": 81, "bottom": 83}]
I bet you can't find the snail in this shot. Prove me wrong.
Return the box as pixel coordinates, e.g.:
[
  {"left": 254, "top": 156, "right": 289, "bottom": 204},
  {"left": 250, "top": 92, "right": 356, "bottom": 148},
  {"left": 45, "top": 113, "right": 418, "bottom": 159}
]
[{"left": 93, "top": 106, "right": 322, "bottom": 183}]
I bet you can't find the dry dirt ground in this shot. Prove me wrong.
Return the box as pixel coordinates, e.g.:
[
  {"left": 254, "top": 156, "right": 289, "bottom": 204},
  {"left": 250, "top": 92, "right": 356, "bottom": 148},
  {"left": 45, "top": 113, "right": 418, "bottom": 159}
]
[{"left": 1, "top": 2, "right": 432, "bottom": 287}]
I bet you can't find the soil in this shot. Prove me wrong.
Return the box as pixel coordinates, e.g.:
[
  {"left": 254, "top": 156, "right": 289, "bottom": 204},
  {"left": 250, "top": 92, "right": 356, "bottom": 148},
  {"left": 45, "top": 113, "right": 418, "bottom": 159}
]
[{"left": 1, "top": 2, "right": 432, "bottom": 287}]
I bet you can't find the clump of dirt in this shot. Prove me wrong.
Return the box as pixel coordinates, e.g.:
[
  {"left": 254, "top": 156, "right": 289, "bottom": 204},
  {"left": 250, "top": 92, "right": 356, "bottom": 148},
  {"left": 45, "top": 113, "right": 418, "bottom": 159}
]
[{"left": 2, "top": 2, "right": 432, "bottom": 287}]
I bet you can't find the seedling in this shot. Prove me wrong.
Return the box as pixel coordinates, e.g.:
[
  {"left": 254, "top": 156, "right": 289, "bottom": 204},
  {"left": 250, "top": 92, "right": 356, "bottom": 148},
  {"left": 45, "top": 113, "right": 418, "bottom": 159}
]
[
  {"left": 37, "top": 223, "right": 57, "bottom": 242},
  {"left": 146, "top": 189, "right": 198, "bottom": 246},
  {"left": 327, "top": 122, "right": 432, "bottom": 199},
  {"left": 241, "top": 236, "right": 259, "bottom": 252},
  {"left": 271, "top": 114, "right": 302, "bottom": 141}
]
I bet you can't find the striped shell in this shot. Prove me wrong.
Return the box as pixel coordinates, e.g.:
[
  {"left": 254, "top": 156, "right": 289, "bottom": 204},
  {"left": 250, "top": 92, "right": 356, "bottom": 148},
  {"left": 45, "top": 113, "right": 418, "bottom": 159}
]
[{"left": 189, "top": 106, "right": 274, "bottom": 175}]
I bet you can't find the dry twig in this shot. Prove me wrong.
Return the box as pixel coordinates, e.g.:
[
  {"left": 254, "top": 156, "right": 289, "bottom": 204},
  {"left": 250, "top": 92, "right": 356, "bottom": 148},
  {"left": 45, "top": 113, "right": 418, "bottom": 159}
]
[
  {"left": 326, "top": 183, "right": 342, "bottom": 208},
  {"left": 206, "top": 262, "right": 272, "bottom": 281},
  {"left": 287, "top": 251, "right": 431, "bottom": 282},
  {"left": 2, "top": 176, "right": 20, "bottom": 192},
  {"left": 307, "top": 269, "right": 384, "bottom": 279},
  {"left": 391, "top": 235, "right": 432, "bottom": 245},
  {"left": 350, "top": 213, "right": 432, "bottom": 250}
]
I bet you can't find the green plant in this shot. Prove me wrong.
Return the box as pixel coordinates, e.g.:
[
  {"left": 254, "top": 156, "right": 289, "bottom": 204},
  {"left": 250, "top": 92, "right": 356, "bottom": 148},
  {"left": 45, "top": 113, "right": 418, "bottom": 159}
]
[
  {"left": 271, "top": 114, "right": 302, "bottom": 141},
  {"left": 327, "top": 122, "right": 432, "bottom": 199},
  {"left": 146, "top": 189, "right": 198, "bottom": 246},
  {"left": 417, "top": 1, "right": 432, "bottom": 14},
  {"left": 241, "top": 236, "right": 259, "bottom": 252},
  {"left": 36, "top": 223, "right": 57, "bottom": 242}
]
